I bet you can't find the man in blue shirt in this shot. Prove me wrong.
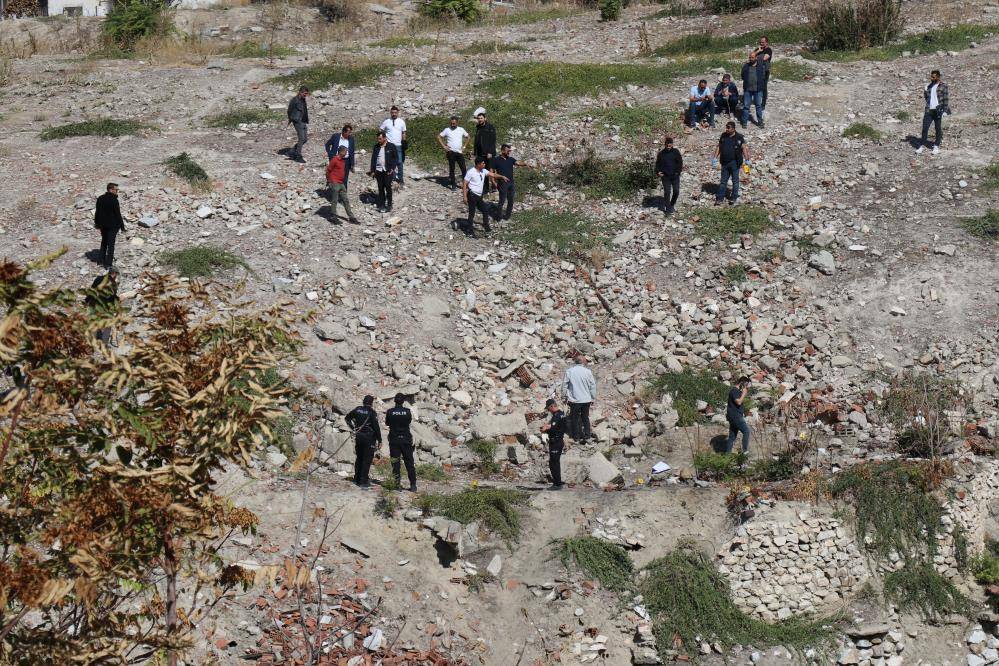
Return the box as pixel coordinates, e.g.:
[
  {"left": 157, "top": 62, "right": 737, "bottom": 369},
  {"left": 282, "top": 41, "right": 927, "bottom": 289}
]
[{"left": 688, "top": 79, "right": 715, "bottom": 130}]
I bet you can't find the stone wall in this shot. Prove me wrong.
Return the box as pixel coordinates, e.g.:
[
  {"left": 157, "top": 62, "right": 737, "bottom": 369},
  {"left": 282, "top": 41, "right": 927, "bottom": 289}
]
[
  {"left": 939, "top": 459, "right": 999, "bottom": 577},
  {"left": 717, "top": 508, "right": 868, "bottom": 621}
]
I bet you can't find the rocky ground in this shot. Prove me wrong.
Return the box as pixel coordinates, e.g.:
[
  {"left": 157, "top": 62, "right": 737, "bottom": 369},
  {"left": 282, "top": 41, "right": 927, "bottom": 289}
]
[{"left": 1, "top": 0, "right": 998, "bottom": 663}]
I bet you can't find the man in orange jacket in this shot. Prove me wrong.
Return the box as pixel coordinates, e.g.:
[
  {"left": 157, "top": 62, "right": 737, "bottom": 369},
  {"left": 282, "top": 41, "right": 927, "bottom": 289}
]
[{"left": 326, "top": 146, "right": 358, "bottom": 224}]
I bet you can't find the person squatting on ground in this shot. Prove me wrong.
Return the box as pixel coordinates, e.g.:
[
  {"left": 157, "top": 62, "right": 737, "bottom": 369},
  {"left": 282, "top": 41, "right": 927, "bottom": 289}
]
[
  {"left": 713, "top": 121, "right": 751, "bottom": 205},
  {"left": 462, "top": 157, "right": 505, "bottom": 237},
  {"left": 94, "top": 183, "right": 126, "bottom": 269},
  {"left": 380, "top": 105, "right": 407, "bottom": 186},
  {"left": 437, "top": 115, "right": 470, "bottom": 190},
  {"left": 346, "top": 395, "right": 381, "bottom": 487},
  {"left": 326, "top": 146, "right": 359, "bottom": 224},
  {"left": 726, "top": 376, "right": 751, "bottom": 453},
  {"left": 287, "top": 86, "right": 309, "bottom": 162},
  {"left": 714, "top": 73, "right": 740, "bottom": 118},
  {"left": 492, "top": 144, "right": 518, "bottom": 221},
  {"left": 385, "top": 393, "right": 417, "bottom": 492},
  {"left": 655, "top": 136, "right": 683, "bottom": 215},
  {"left": 916, "top": 70, "right": 950, "bottom": 155},
  {"left": 741, "top": 51, "right": 765, "bottom": 129},
  {"left": 325, "top": 124, "right": 356, "bottom": 188},
  {"left": 84, "top": 267, "right": 120, "bottom": 345},
  {"left": 688, "top": 79, "right": 715, "bottom": 129},
  {"left": 367, "top": 131, "right": 399, "bottom": 213},
  {"left": 540, "top": 398, "right": 568, "bottom": 490},
  {"left": 563, "top": 354, "right": 596, "bottom": 442}
]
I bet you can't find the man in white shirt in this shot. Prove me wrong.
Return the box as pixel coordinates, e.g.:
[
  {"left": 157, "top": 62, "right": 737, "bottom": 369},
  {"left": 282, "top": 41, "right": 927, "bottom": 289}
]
[
  {"left": 379, "top": 105, "right": 407, "bottom": 186},
  {"left": 562, "top": 354, "right": 596, "bottom": 442},
  {"left": 437, "top": 116, "right": 470, "bottom": 190},
  {"left": 462, "top": 157, "right": 504, "bottom": 237},
  {"left": 916, "top": 70, "right": 950, "bottom": 155},
  {"left": 688, "top": 79, "right": 715, "bottom": 130}
]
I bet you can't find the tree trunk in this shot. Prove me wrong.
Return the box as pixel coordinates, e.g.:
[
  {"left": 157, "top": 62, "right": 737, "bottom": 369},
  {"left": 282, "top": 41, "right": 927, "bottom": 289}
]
[{"left": 164, "top": 525, "right": 178, "bottom": 666}]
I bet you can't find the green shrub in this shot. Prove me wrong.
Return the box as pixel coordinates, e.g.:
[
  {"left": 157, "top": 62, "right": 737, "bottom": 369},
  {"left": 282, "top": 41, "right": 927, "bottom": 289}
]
[
  {"left": 272, "top": 62, "right": 393, "bottom": 91},
  {"left": 416, "top": 463, "right": 451, "bottom": 482},
  {"left": 691, "top": 206, "right": 774, "bottom": 242},
  {"left": 159, "top": 246, "right": 251, "bottom": 279},
  {"left": 466, "top": 438, "right": 500, "bottom": 474},
  {"left": 164, "top": 152, "right": 211, "bottom": 191},
  {"left": 654, "top": 24, "right": 811, "bottom": 57},
  {"left": 883, "top": 562, "right": 971, "bottom": 619},
  {"left": 723, "top": 262, "right": 747, "bottom": 283},
  {"left": 466, "top": 571, "right": 496, "bottom": 592},
  {"left": 372, "top": 35, "right": 436, "bottom": 48},
  {"left": 501, "top": 209, "right": 611, "bottom": 259},
  {"left": 418, "top": 0, "right": 481, "bottom": 23},
  {"left": 40, "top": 118, "right": 150, "bottom": 141},
  {"left": 984, "top": 161, "right": 999, "bottom": 190},
  {"left": 456, "top": 40, "right": 525, "bottom": 55},
  {"left": 641, "top": 540, "right": 834, "bottom": 660},
  {"left": 226, "top": 41, "right": 297, "bottom": 58},
  {"left": 104, "top": 0, "right": 168, "bottom": 50},
  {"left": 693, "top": 451, "right": 747, "bottom": 479},
  {"left": 204, "top": 107, "right": 281, "bottom": 129},
  {"left": 806, "top": 23, "right": 994, "bottom": 61},
  {"left": 553, "top": 537, "right": 634, "bottom": 590},
  {"left": 647, "top": 370, "right": 731, "bottom": 426},
  {"left": 842, "top": 122, "right": 882, "bottom": 140},
  {"left": 808, "top": 0, "right": 902, "bottom": 51},
  {"left": 599, "top": 0, "right": 621, "bottom": 21},
  {"left": 560, "top": 149, "right": 657, "bottom": 199},
  {"left": 880, "top": 371, "right": 962, "bottom": 457},
  {"left": 971, "top": 539, "right": 999, "bottom": 585},
  {"left": 960, "top": 210, "right": 999, "bottom": 242},
  {"left": 418, "top": 488, "right": 530, "bottom": 542},
  {"left": 705, "top": 0, "right": 764, "bottom": 13},
  {"left": 893, "top": 110, "right": 910, "bottom": 121},
  {"left": 375, "top": 489, "right": 400, "bottom": 518}
]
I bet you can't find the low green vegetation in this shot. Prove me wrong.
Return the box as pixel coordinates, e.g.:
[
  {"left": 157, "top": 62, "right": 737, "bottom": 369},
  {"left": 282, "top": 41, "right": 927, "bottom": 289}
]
[
  {"left": 227, "top": 41, "right": 297, "bottom": 58},
  {"left": 553, "top": 537, "right": 634, "bottom": 591},
  {"left": 645, "top": 0, "right": 698, "bottom": 20},
  {"left": 654, "top": 24, "right": 811, "bottom": 58},
  {"left": 40, "top": 118, "right": 150, "bottom": 140},
  {"left": 466, "top": 438, "right": 500, "bottom": 474},
  {"left": 159, "top": 246, "right": 251, "bottom": 279},
  {"left": 501, "top": 209, "right": 610, "bottom": 259},
  {"left": 374, "top": 488, "right": 400, "bottom": 518},
  {"left": 893, "top": 110, "right": 910, "bottom": 121},
  {"left": 515, "top": 166, "right": 549, "bottom": 202},
  {"left": 416, "top": 463, "right": 451, "bottom": 482},
  {"left": 723, "top": 262, "right": 747, "bottom": 283},
  {"left": 419, "top": 0, "right": 481, "bottom": 22},
  {"left": 691, "top": 206, "right": 774, "bottom": 243},
  {"left": 694, "top": 450, "right": 800, "bottom": 482},
  {"left": 372, "top": 35, "right": 436, "bottom": 48},
  {"left": 273, "top": 62, "right": 393, "bottom": 91},
  {"left": 641, "top": 540, "right": 835, "bottom": 660},
  {"left": 466, "top": 571, "right": 496, "bottom": 592},
  {"left": 983, "top": 161, "right": 999, "bottom": 190},
  {"left": 842, "top": 122, "right": 882, "bottom": 140},
  {"left": 456, "top": 40, "right": 525, "bottom": 55},
  {"left": 488, "top": 6, "right": 575, "bottom": 26},
  {"left": 204, "top": 107, "right": 281, "bottom": 129},
  {"left": 971, "top": 538, "right": 999, "bottom": 585},
  {"left": 560, "top": 151, "right": 658, "bottom": 199},
  {"left": 582, "top": 104, "right": 679, "bottom": 138},
  {"left": 880, "top": 371, "right": 961, "bottom": 457},
  {"left": 960, "top": 210, "right": 999, "bottom": 242},
  {"left": 706, "top": 0, "right": 763, "bottom": 12},
  {"left": 418, "top": 487, "right": 530, "bottom": 542},
  {"left": 883, "top": 563, "right": 972, "bottom": 618},
  {"left": 770, "top": 59, "right": 813, "bottom": 81},
  {"left": 647, "top": 369, "right": 730, "bottom": 427},
  {"left": 164, "top": 152, "right": 211, "bottom": 191},
  {"left": 805, "top": 23, "right": 995, "bottom": 61}
]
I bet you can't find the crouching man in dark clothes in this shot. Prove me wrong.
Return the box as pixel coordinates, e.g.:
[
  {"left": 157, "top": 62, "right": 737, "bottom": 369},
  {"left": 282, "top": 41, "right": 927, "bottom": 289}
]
[
  {"left": 385, "top": 393, "right": 417, "bottom": 492},
  {"left": 540, "top": 398, "right": 567, "bottom": 490},
  {"left": 346, "top": 395, "right": 381, "bottom": 487}
]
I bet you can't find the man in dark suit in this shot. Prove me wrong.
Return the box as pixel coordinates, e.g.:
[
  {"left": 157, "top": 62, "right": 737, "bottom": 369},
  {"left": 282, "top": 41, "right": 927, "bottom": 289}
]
[
  {"left": 366, "top": 132, "right": 399, "bottom": 213},
  {"left": 94, "top": 183, "right": 126, "bottom": 268},
  {"left": 324, "top": 124, "right": 356, "bottom": 188}
]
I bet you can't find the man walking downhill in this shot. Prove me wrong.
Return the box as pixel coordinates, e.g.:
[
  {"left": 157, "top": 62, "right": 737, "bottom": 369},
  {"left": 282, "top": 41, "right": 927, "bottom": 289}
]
[
  {"left": 741, "top": 51, "right": 765, "bottom": 129},
  {"left": 725, "top": 377, "right": 751, "bottom": 454},
  {"left": 916, "top": 70, "right": 950, "bottom": 155},
  {"left": 492, "top": 144, "right": 518, "bottom": 221},
  {"left": 655, "top": 136, "right": 683, "bottom": 215},
  {"left": 326, "top": 146, "right": 359, "bottom": 224},
  {"left": 713, "top": 121, "right": 750, "bottom": 205},
  {"left": 287, "top": 86, "right": 309, "bottom": 163},
  {"left": 462, "top": 156, "right": 503, "bottom": 237},
  {"left": 755, "top": 36, "right": 772, "bottom": 110},
  {"left": 473, "top": 108, "right": 497, "bottom": 193},
  {"left": 325, "top": 124, "right": 356, "bottom": 187},
  {"left": 380, "top": 105, "right": 407, "bottom": 186},
  {"left": 385, "top": 393, "right": 417, "bottom": 492},
  {"left": 346, "top": 395, "right": 381, "bottom": 488},
  {"left": 540, "top": 398, "right": 567, "bottom": 490},
  {"left": 437, "top": 115, "right": 470, "bottom": 190},
  {"left": 367, "top": 131, "right": 399, "bottom": 213},
  {"left": 563, "top": 354, "right": 596, "bottom": 442},
  {"left": 94, "top": 183, "right": 126, "bottom": 269}
]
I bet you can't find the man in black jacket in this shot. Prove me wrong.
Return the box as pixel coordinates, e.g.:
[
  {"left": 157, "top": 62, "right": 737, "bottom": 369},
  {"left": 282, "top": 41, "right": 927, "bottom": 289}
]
[
  {"left": 94, "top": 183, "right": 126, "bottom": 269},
  {"left": 367, "top": 132, "right": 399, "bottom": 212},
  {"left": 287, "top": 86, "right": 309, "bottom": 163},
  {"left": 654, "top": 137, "right": 683, "bottom": 215},
  {"left": 540, "top": 398, "right": 567, "bottom": 490},
  {"left": 712, "top": 121, "right": 751, "bottom": 205},
  {"left": 714, "top": 74, "right": 740, "bottom": 118},
  {"left": 324, "top": 124, "right": 356, "bottom": 187},
  {"left": 473, "top": 109, "right": 497, "bottom": 194},
  {"left": 346, "top": 395, "right": 381, "bottom": 487},
  {"left": 385, "top": 393, "right": 417, "bottom": 491}
]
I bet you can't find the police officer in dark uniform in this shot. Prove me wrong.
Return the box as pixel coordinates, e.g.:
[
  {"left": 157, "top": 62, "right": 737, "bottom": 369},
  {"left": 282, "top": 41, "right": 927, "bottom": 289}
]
[
  {"left": 385, "top": 393, "right": 417, "bottom": 492},
  {"left": 540, "top": 398, "right": 567, "bottom": 490},
  {"left": 345, "top": 395, "right": 381, "bottom": 487}
]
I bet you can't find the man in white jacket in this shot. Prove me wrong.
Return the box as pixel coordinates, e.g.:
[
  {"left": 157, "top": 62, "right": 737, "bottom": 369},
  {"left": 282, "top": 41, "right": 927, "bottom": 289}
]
[{"left": 563, "top": 354, "right": 596, "bottom": 442}]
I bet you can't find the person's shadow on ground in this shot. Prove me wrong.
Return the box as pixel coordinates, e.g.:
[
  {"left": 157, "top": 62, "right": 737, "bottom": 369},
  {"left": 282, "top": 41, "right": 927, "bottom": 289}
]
[
  {"left": 642, "top": 194, "right": 667, "bottom": 210},
  {"left": 84, "top": 249, "right": 104, "bottom": 265},
  {"left": 903, "top": 135, "right": 924, "bottom": 149}
]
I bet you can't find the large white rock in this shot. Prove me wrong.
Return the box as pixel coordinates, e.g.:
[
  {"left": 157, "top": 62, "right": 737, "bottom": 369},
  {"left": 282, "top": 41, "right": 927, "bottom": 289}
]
[
  {"left": 586, "top": 452, "right": 622, "bottom": 486},
  {"left": 469, "top": 412, "right": 527, "bottom": 439}
]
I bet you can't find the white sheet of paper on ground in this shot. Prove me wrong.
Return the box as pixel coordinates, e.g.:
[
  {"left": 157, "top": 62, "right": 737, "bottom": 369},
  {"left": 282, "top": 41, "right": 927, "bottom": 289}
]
[{"left": 651, "top": 461, "right": 672, "bottom": 475}]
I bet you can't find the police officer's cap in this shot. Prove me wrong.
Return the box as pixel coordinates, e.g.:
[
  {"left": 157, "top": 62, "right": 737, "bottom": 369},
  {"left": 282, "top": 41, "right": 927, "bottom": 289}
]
[{"left": 363, "top": 395, "right": 374, "bottom": 405}]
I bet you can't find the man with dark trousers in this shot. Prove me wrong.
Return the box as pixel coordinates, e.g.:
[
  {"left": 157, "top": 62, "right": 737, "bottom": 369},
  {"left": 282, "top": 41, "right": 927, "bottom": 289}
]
[
  {"left": 655, "top": 137, "right": 683, "bottom": 215},
  {"left": 540, "top": 398, "right": 567, "bottom": 490},
  {"left": 94, "top": 183, "right": 126, "bottom": 269},
  {"left": 492, "top": 144, "right": 517, "bottom": 220},
  {"left": 916, "top": 70, "right": 950, "bottom": 155},
  {"left": 437, "top": 115, "right": 470, "bottom": 190},
  {"left": 286, "top": 86, "right": 309, "bottom": 163},
  {"left": 346, "top": 395, "right": 381, "bottom": 487},
  {"left": 725, "top": 376, "right": 751, "bottom": 453},
  {"left": 712, "top": 121, "right": 750, "bottom": 205},
  {"left": 462, "top": 157, "right": 503, "bottom": 237},
  {"left": 562, "top": 354, "right": 596, "bottom": 442},
  {"left": 473, "top": 108, "right": 497, "bottom": 194},
  {"left": 367, "top": 131, "right": 399, "bottom": 213},
  {"left": 385, "top": 393, "right": 417, "bottom": 491},
  {"left": 324, "top": 124, "right": 356, "bottom": 187}
]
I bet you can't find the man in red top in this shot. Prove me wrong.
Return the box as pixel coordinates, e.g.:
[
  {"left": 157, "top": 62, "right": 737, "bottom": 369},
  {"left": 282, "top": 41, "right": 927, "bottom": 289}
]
[{"left": 326, "top": 145, "right": 358, "bottom": 224}]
